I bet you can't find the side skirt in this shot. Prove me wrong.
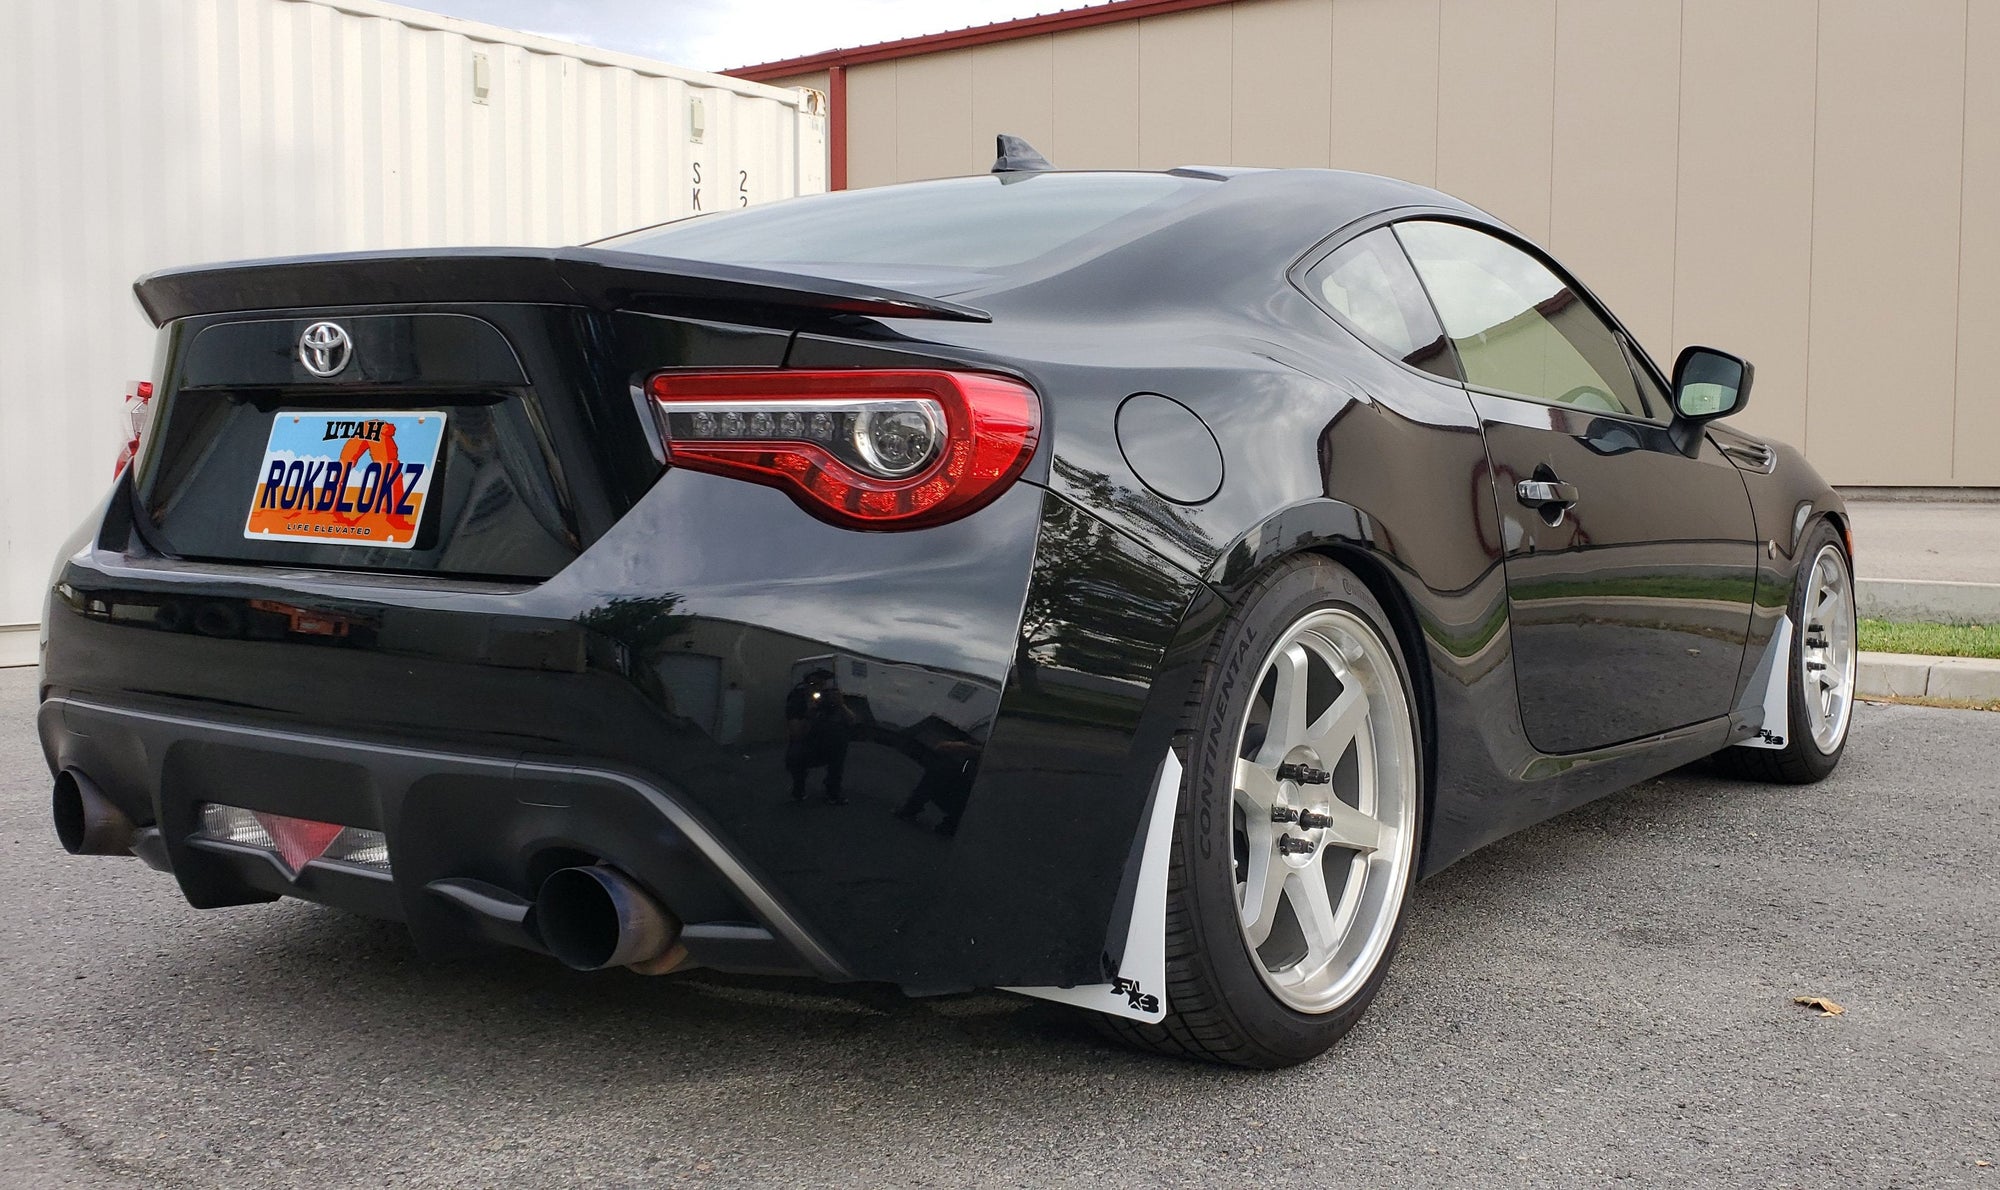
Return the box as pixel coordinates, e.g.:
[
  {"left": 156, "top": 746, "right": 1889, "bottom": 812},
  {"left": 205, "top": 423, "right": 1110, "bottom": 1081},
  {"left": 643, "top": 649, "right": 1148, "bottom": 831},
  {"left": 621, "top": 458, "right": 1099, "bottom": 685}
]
[
  {"left": 1001, "top": 750, "right": 1179, "bottom": 1023},
  {"left": 1735, "top": 615, "right": 1794, "bottom": 750}
]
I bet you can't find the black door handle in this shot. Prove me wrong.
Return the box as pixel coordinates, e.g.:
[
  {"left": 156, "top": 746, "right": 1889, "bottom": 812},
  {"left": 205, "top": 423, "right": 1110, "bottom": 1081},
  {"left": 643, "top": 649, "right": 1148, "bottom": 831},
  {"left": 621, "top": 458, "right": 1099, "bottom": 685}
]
[{"left": 1515, "top": 478, "right": 1580, "bottom": 509}]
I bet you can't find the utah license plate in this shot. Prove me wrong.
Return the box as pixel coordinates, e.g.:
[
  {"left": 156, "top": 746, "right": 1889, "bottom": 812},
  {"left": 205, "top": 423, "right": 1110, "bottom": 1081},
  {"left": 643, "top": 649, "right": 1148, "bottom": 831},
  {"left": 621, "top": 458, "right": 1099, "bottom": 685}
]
[{"left": 244, "top": 411, "right": 446, "bottom": 549}]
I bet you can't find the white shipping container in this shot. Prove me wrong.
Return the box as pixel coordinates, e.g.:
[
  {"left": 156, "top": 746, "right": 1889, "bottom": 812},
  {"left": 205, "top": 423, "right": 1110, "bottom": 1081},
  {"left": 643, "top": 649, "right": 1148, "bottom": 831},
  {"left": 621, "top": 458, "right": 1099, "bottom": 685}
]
[{"left": 0, "top": 0, "right": 827, "bottom": 665}]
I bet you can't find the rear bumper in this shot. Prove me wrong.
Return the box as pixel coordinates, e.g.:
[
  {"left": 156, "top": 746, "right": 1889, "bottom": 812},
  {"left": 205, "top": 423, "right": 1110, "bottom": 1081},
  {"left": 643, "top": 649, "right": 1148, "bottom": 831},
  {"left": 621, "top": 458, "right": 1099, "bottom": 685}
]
[
  {"left": 40, "top": 693, "right": 845, "bottom": 977},
  {"left": 38, "top": 472, "right": 1214, "bottom": 991}
]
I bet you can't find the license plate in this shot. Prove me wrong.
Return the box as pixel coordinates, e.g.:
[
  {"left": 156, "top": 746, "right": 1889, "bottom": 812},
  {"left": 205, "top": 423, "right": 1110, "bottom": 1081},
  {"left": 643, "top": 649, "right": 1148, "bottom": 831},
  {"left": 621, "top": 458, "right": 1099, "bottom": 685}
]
[{"left": 243, "top": 411, "right": 446, "bottom": 549}]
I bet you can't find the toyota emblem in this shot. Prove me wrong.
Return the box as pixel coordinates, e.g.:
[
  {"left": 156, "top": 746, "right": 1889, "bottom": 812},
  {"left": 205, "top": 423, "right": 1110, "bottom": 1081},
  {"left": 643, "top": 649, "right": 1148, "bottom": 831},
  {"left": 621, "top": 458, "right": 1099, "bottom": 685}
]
[{"left": 298, "top": 321, "right": 353, "bottom": 378}]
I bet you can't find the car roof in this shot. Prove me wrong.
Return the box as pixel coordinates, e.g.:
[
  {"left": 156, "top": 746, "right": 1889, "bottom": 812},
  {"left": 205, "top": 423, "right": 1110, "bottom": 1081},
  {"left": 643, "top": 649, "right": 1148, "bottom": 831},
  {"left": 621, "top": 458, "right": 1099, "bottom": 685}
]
[
  {"left": 590, "top": 165, "right": 1492, "bottom": 310},
  {"left": 935, "top": 166, "right": 1490, "bottom": 306}
]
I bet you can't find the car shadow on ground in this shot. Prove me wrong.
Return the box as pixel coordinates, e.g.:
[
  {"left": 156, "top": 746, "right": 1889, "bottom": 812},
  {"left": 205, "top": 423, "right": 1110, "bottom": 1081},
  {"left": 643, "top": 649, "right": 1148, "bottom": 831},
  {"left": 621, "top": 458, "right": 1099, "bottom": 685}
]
[{"left": 82, "top": 758, "right": 1762, "bottom": 1099}]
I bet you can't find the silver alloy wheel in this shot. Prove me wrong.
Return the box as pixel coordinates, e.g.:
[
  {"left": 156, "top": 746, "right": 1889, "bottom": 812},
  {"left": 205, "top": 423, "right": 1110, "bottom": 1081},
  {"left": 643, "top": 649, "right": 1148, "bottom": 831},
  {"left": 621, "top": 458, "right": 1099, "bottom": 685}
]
[
  {"left": 1230, "top": 607, "right": 1418, "bottom": 1015},
  {"left": 1801, "top": 542, "right": 1858, "bottom": 753}
]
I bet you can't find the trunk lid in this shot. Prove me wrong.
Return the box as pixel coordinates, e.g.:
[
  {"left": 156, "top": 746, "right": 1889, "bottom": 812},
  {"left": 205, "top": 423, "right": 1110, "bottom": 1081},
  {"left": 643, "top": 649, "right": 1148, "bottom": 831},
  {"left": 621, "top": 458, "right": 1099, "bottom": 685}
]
[{"left": 125, "top": 250, "right": 980, "bottom": 581}]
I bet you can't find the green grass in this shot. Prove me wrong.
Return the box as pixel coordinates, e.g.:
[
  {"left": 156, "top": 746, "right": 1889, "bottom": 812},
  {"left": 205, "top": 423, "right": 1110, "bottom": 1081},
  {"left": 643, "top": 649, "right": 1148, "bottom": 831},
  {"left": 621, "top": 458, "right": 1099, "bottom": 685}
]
[
  {"left": 1868, "top": 693, "right": 2000, "bottom": 712},
  {"left": 1858, "top": 619, "right": 2000, "bottom": 660}
]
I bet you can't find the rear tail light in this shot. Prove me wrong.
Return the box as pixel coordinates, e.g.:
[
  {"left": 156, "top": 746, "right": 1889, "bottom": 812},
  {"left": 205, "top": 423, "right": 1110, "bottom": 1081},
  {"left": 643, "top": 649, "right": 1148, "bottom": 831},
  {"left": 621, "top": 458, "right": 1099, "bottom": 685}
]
[
  {"left": 114, "top": 380, "right": 154, "bottom": 477},
  {"left": 646, "top": 369, "right": 1040, "bottom": 529}
]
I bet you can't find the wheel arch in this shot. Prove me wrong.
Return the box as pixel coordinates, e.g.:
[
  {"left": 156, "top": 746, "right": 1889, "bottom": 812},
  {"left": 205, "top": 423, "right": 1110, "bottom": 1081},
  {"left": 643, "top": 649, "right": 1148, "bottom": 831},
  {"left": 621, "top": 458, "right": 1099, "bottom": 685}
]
[
  {"left": 1738, "top": 440, "right": 1849, "bottom": 567},
  {"left": 1318, "top": 542, "right": 1441, "bottom": 872},
  {"left": 1201, "top": 500, "right": 1444, "bottom": 875},
  {"left": 1821, "top": 506, "right": 1853, "bottom": 558}
]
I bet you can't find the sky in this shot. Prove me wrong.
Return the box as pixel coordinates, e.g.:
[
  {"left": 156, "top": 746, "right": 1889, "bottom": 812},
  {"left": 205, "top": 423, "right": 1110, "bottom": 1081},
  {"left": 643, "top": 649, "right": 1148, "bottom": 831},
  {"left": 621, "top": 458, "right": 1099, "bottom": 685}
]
[{"left": 393, "top": 1, "right": 1085, "bottom": 72}]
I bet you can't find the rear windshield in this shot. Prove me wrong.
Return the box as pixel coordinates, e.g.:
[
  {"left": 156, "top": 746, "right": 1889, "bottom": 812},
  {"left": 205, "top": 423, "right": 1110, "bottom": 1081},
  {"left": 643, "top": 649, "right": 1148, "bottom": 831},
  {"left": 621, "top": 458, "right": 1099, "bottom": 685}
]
[{"left": 594, "top": 173, "right": 1210, "bottom": 273}]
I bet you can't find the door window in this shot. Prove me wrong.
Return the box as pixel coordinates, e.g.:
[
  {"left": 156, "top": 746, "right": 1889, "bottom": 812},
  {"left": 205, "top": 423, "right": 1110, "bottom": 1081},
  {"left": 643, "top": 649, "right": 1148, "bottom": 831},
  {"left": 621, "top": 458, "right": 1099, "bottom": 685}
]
[
  {"left": 1395, "top": 220, "right": 1656, "bottom": 419},
  {"left": 1303, "top": 229, "right": 1459, "bottom": 381}
]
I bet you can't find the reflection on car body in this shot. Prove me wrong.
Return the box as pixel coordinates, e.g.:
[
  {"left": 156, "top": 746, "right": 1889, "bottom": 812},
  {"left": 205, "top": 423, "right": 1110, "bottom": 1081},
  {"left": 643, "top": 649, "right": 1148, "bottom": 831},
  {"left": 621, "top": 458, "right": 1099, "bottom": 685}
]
[{"left": 38, "top": 141, "right": 1855, "bottom": 1067}]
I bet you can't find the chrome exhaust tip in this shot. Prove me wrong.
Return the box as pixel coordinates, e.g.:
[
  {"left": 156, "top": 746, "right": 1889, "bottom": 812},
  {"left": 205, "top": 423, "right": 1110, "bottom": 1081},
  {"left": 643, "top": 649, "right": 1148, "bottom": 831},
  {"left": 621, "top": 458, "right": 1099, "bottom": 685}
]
[
  {"left": 534, "top": 865, "right": 681, "bottom": 972},
  {"left": 52, "top": 770, "right": 136, "bottom": 857}
]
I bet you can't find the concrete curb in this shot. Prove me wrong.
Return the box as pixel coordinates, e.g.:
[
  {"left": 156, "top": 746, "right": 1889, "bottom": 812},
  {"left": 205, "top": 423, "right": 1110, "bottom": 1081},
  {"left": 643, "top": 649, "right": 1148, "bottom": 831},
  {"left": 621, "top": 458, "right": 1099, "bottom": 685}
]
[
  {"left": 1856, "top": 578, "right": 2000, "bottom": 625},
  {"left": 0, "top": 625, "right": 32, "bottom": 669},
  {"left": 1857, "top": 650, "right": 2000, "bottom": 702}
]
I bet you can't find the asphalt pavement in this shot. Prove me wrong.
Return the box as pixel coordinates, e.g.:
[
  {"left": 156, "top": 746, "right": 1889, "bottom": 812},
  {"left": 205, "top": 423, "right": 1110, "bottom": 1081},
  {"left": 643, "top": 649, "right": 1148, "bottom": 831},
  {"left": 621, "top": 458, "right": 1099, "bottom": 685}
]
[
  {"left": 2, "top": 667, "right": 1995, "bottom": 1188},
  {"left": 1847, "top": 500, "right": 2000, "bottom": 586}
]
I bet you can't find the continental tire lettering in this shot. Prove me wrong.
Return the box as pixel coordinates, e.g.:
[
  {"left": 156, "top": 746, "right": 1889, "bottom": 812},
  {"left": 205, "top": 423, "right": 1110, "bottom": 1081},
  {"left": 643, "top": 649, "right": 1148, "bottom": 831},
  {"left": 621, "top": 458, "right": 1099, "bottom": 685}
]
[{"left": 1199, "top": 626, "right": 1257, "bottom": 859}]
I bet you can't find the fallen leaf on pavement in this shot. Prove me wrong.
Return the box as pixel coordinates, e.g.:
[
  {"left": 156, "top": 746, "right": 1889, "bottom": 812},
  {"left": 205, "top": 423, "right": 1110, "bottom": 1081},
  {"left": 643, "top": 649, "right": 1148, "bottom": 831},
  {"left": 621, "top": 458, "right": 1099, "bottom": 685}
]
[{"left": 1794, "top": 995, "right": 1845, "bottom": 1016}]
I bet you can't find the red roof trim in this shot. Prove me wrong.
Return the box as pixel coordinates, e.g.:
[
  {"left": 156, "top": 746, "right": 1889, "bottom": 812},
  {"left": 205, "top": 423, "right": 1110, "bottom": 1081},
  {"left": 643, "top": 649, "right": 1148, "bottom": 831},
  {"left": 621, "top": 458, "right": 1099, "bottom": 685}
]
[
  {"left": 725, "top": 0, "right": 1236, "bottom": 81},
  {"left": 827, "top": 66, "right": 848, "bottom": 190}
]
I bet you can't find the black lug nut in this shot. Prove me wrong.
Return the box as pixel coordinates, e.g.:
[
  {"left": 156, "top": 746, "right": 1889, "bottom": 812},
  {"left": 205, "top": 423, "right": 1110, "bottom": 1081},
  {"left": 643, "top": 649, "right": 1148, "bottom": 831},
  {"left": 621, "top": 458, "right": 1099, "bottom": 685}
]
[
  {"left": 1277, "top": 834, "right": 1316, "bottom": 856},
  {"left": 1295, "top": 808, "right": 1338, "bottom": 831},
  {"left": 1277, "top": 762, "right": 1331, "bottom": 785}
]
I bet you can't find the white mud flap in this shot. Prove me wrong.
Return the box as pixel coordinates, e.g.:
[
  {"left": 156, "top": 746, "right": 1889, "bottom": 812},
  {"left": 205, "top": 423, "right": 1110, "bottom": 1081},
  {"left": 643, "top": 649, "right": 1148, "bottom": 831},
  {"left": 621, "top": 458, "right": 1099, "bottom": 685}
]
[
  {"left": 1002, "top": 750, "right": 1179, "bottom": 1023},
  {"left": 1735, "top": 615, "right": 1793, "bottom": 750}
]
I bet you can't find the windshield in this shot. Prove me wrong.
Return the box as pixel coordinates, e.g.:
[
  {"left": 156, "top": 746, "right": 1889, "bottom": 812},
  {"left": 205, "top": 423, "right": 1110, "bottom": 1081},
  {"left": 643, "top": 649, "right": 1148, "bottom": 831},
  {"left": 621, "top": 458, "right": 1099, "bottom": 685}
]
[{"left": 594, "top": 173, "right": 1211, "bottom": 276}]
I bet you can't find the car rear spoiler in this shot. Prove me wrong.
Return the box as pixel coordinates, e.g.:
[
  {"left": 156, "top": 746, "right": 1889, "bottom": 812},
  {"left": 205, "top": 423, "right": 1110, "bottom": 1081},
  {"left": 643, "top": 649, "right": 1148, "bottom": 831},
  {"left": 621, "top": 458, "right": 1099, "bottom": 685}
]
[{"left": 132, "top": 247, "right": 992, "bottom": 326}]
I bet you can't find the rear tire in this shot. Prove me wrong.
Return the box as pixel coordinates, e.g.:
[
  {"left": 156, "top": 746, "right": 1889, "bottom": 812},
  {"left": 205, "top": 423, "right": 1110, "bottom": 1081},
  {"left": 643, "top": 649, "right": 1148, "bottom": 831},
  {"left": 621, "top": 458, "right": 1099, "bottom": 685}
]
[
  {"left": 1714, "top": 519, "right": 1855, "bottom": 784},
  {"left": 1101, "top": 555, "right": 1424, "bottom": 1068}
]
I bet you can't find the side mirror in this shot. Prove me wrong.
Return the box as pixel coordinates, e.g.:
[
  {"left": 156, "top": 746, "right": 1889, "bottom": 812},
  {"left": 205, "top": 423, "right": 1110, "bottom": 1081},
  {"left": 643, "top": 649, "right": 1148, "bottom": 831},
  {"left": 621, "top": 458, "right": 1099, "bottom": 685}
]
[{"left": 1672, "top": 346, "right": 1753, "bottom": 422}]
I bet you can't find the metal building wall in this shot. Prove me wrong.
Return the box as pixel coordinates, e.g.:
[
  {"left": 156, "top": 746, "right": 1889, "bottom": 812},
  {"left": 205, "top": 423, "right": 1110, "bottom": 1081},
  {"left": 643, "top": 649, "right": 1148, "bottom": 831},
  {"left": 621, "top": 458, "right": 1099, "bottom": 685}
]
[
  {"left": 768, "top": 0, "right": 1997, "bottom": 492},
  {"left": 0, "top": 0, "right": 827, "bottom": 666}
]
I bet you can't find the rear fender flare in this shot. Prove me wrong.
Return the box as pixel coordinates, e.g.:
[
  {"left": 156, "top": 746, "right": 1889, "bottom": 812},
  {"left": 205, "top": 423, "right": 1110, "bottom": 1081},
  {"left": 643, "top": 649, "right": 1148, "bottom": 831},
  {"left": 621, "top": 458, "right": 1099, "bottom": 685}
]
[{"left": 1197, "top": 498, "right": 1442, "bottom": 870}]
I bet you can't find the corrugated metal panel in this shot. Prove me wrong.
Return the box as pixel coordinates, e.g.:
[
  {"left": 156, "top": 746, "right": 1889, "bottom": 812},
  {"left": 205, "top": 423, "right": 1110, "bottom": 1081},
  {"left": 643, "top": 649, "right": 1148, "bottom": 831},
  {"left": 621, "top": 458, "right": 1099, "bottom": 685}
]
[
  {"left": 826, "top": 0, "right": 1991, "bottom": 489},
  {"left": 0, "top": 0, "right": 828, "bottom": 664}
]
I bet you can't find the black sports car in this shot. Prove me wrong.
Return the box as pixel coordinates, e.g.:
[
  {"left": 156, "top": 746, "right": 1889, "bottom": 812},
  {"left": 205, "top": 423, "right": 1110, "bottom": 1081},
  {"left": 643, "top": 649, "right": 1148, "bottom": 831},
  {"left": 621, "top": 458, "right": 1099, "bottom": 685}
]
[{"left": 39, "top": 139, "right": 1857, "bottom": 1068}]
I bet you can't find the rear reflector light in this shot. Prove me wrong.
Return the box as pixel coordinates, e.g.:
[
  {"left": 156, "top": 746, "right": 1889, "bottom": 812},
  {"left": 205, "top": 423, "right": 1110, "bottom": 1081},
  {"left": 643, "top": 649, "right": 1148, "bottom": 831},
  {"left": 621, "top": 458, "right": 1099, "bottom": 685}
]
[
  {"left": 114, "top": 380, "right": 154, "bottom": 477},
  {"left": 198, "top": 803, "right": 390, "bottom": 875},
  {"left": 201, "top": 803, "right": 278, "bottom": 849},
  {"left": 647, "top": 369, "right": 1040, "bottom": 529}
]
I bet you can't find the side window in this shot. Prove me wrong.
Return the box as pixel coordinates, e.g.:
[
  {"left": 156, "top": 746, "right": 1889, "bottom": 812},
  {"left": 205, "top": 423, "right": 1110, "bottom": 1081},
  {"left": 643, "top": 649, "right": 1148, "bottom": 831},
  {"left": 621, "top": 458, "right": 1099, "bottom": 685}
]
[
  {"left": 1622, "top": 337, "right": 1672, "bottom": 414},
  {"left": 1304, "top": 229, "right": 1459, "bottom": 381},
  {"left": 1394, "top": 220, "right": 1655, "bottom": 419}
]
